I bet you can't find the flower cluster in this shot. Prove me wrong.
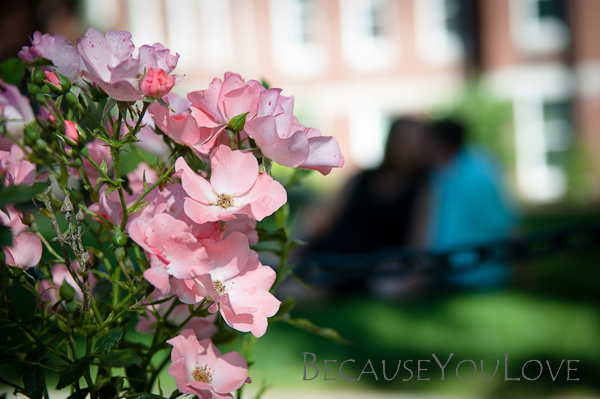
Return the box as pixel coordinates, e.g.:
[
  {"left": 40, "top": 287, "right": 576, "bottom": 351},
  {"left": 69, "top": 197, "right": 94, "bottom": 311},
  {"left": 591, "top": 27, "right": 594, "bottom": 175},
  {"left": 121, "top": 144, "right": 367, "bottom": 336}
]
[{"left": 0, "top": 26, "right": 343, "bottom": 399}]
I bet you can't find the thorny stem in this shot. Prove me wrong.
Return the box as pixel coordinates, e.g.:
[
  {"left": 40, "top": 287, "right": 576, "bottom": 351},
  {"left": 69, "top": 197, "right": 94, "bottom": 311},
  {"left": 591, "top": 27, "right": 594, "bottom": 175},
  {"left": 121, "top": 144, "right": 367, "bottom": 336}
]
[{"left": 43, "top": 190, "right": 94, "bottom": 320}]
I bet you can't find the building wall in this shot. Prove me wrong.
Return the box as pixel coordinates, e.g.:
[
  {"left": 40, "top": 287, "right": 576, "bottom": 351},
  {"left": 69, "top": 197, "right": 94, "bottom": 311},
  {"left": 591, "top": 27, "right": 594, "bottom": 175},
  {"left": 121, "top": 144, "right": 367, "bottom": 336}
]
[{"left": 84, "top": 0, "right": 600, "bottom": 201}]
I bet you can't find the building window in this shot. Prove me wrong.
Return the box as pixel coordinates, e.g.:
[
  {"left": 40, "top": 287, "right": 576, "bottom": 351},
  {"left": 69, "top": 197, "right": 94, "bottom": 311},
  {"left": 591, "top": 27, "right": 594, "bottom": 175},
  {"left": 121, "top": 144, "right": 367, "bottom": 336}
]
[
  {"left": 513, "top": 91, "right": 573, "bottom": 202},
  {"left": 415, "top": 0, "right": 465, "bottom": 64},
  {"left": 510, "top": 0, "right": 569, "bottom": 55},
  {"left": 543, "top": 100, "right": 572, "bottom": 169},
  {"left": 269, "top": 0, "right": 328, "bottom": 78},
  {"left": 340, "top": 0, "right": 399, "bottom": 71}
]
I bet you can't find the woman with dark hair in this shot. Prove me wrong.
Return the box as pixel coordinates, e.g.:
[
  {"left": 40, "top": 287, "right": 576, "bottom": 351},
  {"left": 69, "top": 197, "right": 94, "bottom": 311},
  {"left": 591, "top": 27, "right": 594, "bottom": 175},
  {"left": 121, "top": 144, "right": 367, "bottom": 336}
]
[{"left": 308, "top": 117, "right": 430, "bottom": 295}]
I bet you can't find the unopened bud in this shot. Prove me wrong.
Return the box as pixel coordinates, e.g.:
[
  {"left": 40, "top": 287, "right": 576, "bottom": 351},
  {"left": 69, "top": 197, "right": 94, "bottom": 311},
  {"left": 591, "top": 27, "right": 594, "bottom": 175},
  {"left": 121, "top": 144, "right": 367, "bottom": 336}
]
[
  {"left": 65, "top": 92, "right": 80, "bottom": 108},
  {"left": 44, "top": 71, "right": 62, "bottom": 94},
  {"left": 40, "top": 84, "right": 51, "bottom": 95},
  {"left": 24, "top": 125, "right": 39, "bottom": 142},
  {"left": 63, "top": 120, "right": 79, "bottom": 147},
  {"left": 114, "top": 246, "right": 126, "bottom": 261},
  {"left": 27, "top": 82, "right": 39, "bottom": 95},
  {"left": 59, "top": 281, "right": 75, "bottom": 302},
  {"left": 19, "top": 211, "right": 35, "bottom": 226},
  {"left": 68, "top": 189, "right": 83, "bottom": 205},
  {"left": 56, "top": 72, "right": 71, "bottom": 93},
  {"left": 140, "top": 67, "right": 175, "bottom": 99},
  {"left": 32, "top": 69, "right": 46, "bottom": 86},
  {"left": 112, "top": 227, "right": 128, "bottom": 247},
  {"left": 228, "top": 112, "right": 249, "bottom": 132},
  {"left": 35, "top": 138, "right": 47, "bottom": 151},
  {"left": 226, "top": 129, "right": 236, "bottom": 141}
]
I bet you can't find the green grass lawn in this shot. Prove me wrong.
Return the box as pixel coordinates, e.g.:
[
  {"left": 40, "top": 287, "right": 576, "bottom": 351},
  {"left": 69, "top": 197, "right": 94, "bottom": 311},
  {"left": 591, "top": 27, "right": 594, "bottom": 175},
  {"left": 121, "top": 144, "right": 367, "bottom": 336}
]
[{"left": 3, "top": 205, "right": 599, "bottom": 398}]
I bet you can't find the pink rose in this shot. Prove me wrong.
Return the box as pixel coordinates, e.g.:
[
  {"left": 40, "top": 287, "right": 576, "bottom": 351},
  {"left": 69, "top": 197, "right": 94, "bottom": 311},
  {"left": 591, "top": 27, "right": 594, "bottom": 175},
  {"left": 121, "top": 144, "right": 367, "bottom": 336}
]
[
  {"left": 77, "top": 28, "right": 182, "bottom": 101},
  {"left": 0, "top": 144, "right": 38, "bottom": 186},
  {"left": 18, "top": 31, "right": 84, "bottom": 84},
  {"left": 244, "top": 92, "right": 344, "bottom": 175},
  {"left": 0, "top": 81, "right": 35, "bottom": 150},
  {"left": 167, "top": 330, "right": 249, "bottom": 398},
  {"left": 176, "top": 146, "right": 287, "bottom": 224},
  {"left": 148, "top": 95, "right": 218, "bottom": 155},
  {"left": 1, "top": 206, "right": 42, "bottom": 270},
  {"left": 173, "top": 249, "right": 280, "bottom": 338}
]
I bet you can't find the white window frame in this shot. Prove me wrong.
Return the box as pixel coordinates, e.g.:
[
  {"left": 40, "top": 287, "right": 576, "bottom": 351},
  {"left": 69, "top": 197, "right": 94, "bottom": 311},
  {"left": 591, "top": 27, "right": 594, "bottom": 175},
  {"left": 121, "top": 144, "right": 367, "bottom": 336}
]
[
  {"left": 269, "top": 0, "right": 329, "bottom": 78},
  {"left": 510, "top": 0, "right": 570, "bottom": 56},
  {"left": 414, "top": 0, "right": 464, "bottom": 65},
  {"left": 339, "top": 0, "right": 400, "bottom": 71}
]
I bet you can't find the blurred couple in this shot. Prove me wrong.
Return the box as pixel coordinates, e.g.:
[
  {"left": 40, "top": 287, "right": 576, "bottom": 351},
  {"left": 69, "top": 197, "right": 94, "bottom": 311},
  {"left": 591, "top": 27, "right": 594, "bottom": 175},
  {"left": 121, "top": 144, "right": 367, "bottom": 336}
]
[{"left": 310, "top": 117, "right": 517, "bottom": 297}]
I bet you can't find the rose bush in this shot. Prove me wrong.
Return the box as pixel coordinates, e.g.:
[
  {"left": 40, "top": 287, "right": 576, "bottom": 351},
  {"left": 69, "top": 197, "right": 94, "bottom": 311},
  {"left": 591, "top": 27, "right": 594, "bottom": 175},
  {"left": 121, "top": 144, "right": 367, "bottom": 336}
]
[{"left": 0, "top": 26, "right": 344, "bottom": 399}]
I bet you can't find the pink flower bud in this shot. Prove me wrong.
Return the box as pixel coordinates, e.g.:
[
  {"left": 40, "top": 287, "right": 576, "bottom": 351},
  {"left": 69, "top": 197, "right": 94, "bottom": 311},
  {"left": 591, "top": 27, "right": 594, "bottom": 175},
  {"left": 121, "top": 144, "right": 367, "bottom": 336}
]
[
  {"left": 140, "top": 67, "right": 175, "bottom": 99},
  {"left": 44, "top": 71, "right": 61, "bottom": 89},
  {"left": 64, "top": 120, "right": 79, "bottom": 145}
]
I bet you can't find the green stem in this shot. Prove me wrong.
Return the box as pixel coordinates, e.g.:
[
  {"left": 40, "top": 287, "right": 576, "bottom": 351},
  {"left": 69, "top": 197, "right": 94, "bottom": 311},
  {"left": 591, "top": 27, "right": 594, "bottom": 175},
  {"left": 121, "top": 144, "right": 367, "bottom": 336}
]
[
  {"left": 36, "top": 232, "right": 65, "bottom": 263},
  {"left": 79, "top": 103, "right": 106, "bottom": 132},
  {"left": 81, "top": 153, "right": 116, "bottom": 185},
  {"left": 118, "top": 258, "right": 134, "bottom": 288},
  {"left": 81, "top": 205, "right": 112, "bottom": 225},
  {"left": 76, "top": 161, "right": 93, "bottom": 190},
  {"left": 126, "top": 163, "right": 175, "bottom": 217},
  {"left": 21, "top": 325, "right": 70, "bottom": 362}
]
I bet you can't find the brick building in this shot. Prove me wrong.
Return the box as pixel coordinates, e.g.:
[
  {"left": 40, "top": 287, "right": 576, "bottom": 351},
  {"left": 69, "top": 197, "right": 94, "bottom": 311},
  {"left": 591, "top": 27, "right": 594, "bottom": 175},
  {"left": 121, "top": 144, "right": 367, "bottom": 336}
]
[{"left": 85, "top": 0, "right": 600, "bottom": 202}]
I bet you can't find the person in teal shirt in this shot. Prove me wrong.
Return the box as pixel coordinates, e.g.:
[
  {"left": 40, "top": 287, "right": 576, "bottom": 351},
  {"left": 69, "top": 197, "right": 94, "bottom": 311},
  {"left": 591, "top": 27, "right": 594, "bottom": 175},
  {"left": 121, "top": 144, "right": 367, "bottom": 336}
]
[{"left": 425, "top": 119, "right": 518, "bottom": 291}]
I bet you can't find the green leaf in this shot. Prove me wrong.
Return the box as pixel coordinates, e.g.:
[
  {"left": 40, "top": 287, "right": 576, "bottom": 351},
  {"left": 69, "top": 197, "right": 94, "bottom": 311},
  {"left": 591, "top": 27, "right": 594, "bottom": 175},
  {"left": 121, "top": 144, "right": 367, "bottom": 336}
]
[
  {"left": 105, "top": 185, "right": 118, "bottom": 196},
  {"left": 143, "top": 170, "right": 148, "bottom": 192},
  {"left": 22, "top": 57, "right": 53, "bottom": 68},
  {"left": 94, "top": 328, "right": 123, "bottom": 352},
  {"left": 99, "top": 158, "right": 108, "bottom": 175},
  {"left": 0, "top": 183, "right": 46, "bottom": 206},
  {"left": 262, "top": 156, "right": 272, "bottom": 175},
  {"left": 128, "top": 201, "right": 149, "bottom": 214},
  {"left": 157, "top": 98, "right": 175, "bottom": 113},
  {"left": 0, "top": 58, "right": 25, "bottom": 86},
  {"left": 210, "top": 328, "right": 239, "bottom": 345},
  {"left": 38, "top": 208, "right": 54, "bottom": 219},
  {"left": 102, "top": 97, "right": 117, "bottom": 125},
  {"left": 56, "top": 356, "right": 91, "bottom": 390},
  {"left": 101, "top": 349, "right": 142, "bottom": 368},
  {"left": 227, "top": 112, "right": 249, "bottom": 131},
  {"left": 256, "top": 227, "right": 287, "bottom": 243},
  {"left": 278, "top": 317, "right": 352, "bottom": 345},
  {"left": 22, "top": 365, "right": 45, "bottom": 399}
]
